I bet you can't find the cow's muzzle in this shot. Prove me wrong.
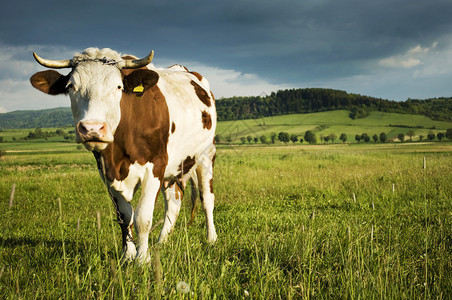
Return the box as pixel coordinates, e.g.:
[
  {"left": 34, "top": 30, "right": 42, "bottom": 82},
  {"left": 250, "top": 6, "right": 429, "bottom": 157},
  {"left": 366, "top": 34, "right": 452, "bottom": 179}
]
[{"left": 76, "top": 121, "right": 113, "bottom": 151}]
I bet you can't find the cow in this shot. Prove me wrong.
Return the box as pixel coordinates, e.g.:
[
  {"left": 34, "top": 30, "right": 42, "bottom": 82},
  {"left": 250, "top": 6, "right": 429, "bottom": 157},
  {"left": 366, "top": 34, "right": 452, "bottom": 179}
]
[{"left": 30, "top": 48, "right": 217, "bottom": 263}]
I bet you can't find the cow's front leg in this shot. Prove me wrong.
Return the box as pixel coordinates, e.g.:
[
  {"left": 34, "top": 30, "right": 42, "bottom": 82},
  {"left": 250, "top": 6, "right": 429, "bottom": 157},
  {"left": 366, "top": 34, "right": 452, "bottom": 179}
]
[
  {"left": 134, "top": 172, "right": 162, "bottom": 263},
  {"left": 109, "top": 190, "right": 136, "bottom": 262}
]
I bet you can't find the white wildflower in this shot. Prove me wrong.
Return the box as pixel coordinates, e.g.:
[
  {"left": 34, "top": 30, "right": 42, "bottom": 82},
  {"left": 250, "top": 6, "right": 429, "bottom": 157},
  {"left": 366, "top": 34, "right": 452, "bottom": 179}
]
[{"left": 176, "top": 281, "right": 190, "bottom": 294}]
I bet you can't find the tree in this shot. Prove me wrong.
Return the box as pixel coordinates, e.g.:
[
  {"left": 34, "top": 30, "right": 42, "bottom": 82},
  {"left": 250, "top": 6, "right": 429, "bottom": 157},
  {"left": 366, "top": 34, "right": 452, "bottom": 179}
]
[
  {"left": 304, "top": 131, "right": 317, "bottom": 144},
  {"left": 339, "top": 133, "right": 347, "bottom": 143},
  {"left": 446, "top": 129, "right": 452, "bottom": 140},
  {"left": 226, "top": 136, "right": 232, "bottom": 143},
  {"left": 419, "top": 135, "right": 424, "bottom": 141},
  {"left": 247, "top": 136, "right": 253, "bottom": 143},
  {"left": 379, "top": 132, "right": 387, "bottom": 143},
  {"left": 55, "top": 129, "right": 65, "bottom": 135},
  {"left": 437, "top": 132, "right": 445, "bottom": 141},
  {"left": 290, "top": 134, "right": 298, "bottom": 143},
  {"left": 299, "top": 138, "right": 304, "bottom": 144},
  {"left": 270, "top": 132, "right": 277, "bottom": 144},
  {"left": 427, "top": 132, "right": 435, "bottom": 141},
  {"left": 214, "top": 135, "right": 221, "bottom": 143},
  {"left": 254, "top": 137, "right": 259, "bottom": 143},
  {"left": 278, "top": 132, "right": 290, "bottom": 143},
  {"left": 407, "top": 129, "right": 415, "bottom": 141},
  {"left": 329, "top": 133, "right": 337, "bottom": 143},
  {"left": 361, "top": 133, "right": 370, "bottom": 143},
  {"left": 372, "top": 134, "right": 378, "bottom": 142},
  {"left": 355, "top": 134, "right": 361, "bottom": 143},
  {"left": 324, "top": 136, "right": 330, "bottom": 143},
  {"left": 35, "top": 127, "right": 44, "bottom": 138},
  {"left": 240, "top": 137, "right": 246, "bottom": 144},
  {"left": 398, "top": 133, "right": 405, "bottom": 142},
  {"left": 259, "top": 135, "right": 267, "bottom": 144}
]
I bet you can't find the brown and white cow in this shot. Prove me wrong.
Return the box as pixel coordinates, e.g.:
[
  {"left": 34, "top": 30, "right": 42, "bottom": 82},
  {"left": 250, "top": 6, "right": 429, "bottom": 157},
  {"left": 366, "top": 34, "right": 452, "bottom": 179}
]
[{"left": 30, "top": 48, "right": 217, "bottom": 263}]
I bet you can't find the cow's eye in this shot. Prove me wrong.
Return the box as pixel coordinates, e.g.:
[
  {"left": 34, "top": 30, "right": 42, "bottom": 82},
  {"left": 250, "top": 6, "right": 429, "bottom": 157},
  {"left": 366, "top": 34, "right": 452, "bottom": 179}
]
[
  {"left": 117, "top": 85, "right": 123, "bottom": 90},
  {"left": 66, "top": 83, "right": 74, "bottom": 91}
]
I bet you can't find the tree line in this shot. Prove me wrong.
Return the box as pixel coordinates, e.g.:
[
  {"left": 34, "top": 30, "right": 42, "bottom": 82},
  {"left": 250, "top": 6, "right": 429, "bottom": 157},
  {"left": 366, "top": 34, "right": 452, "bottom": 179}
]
[
  {"left": 214, "top": 129, "right": 452, "bottom": 145},
  {"left": 216, "top": 88, "right": 452, "bottom": 122}
]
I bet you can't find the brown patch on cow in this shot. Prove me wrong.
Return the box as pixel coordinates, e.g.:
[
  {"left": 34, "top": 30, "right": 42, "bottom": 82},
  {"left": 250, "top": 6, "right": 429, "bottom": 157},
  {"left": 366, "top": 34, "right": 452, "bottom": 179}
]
[
  {"left": 165, "top": 180, "right": 184, "bottom": 200},
  {"left": 171, "top": 122, "right": 176, "bottom": 133},
  {"left": 178, "top": 156, "right": 196, "bottom": 177},
  {"left": 201, "top": 111, "right": 212, "bottom": 130},
  {"left": 190, "top": 80, "right": 211, "bottom": 107},
  {"left": 210, "top": 91, "right": 215, "bottom": 104},
  {"left": 209, "top": 178, "right": 213, "bottom": 193},
  {"left": 212, "top": 153, "right": 216, "bottom": 168},
  {"left": 190, "top": 71, "right": 203, "bottom": 81},
  {"left": 100, "top": 78, "right": 170, "bottom": 181}
]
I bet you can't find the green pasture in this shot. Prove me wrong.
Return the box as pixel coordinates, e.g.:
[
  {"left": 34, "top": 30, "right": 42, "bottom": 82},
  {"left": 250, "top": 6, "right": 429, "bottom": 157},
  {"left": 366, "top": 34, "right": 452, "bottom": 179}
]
[
  {"left": 1, "top": 139, "right": 451, "bottom": 298},
  {"left": 216, "top": 110, "right": 452, "bottom": 142}
]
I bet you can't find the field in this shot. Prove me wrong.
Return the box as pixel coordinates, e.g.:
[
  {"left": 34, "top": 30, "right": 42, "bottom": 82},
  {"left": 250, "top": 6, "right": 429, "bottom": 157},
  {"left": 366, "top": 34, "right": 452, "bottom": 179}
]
[
  {"left": 0, "top": 108, "right": 452, "bottom": 299},
  {"left": 1, "top": 136, "right": 451, "bottom": 298},
  {"left": 216, "top": 110, "right": 452, "bottom": 142}
]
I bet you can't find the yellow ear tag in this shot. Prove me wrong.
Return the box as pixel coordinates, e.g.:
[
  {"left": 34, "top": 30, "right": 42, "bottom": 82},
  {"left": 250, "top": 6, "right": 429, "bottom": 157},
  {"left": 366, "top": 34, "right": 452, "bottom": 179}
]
[{"left": 133, "top": 84, "right": 144, "bottom": 93}]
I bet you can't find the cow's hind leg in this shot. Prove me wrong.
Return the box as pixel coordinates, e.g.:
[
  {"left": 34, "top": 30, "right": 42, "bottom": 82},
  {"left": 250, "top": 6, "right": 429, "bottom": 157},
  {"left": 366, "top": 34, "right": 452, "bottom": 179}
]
[
  {"left": 158, "top": 180, "right": 183, "bottom": 243},
  {"left": 196, "top": 146, "right": 217, "bottom": 243}
]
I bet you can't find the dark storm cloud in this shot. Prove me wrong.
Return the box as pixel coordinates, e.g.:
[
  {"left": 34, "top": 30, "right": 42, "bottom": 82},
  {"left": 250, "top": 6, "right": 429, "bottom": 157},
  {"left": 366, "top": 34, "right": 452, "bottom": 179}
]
[{"left": 0, "top": 0, "right": 452, "bottom": 111}]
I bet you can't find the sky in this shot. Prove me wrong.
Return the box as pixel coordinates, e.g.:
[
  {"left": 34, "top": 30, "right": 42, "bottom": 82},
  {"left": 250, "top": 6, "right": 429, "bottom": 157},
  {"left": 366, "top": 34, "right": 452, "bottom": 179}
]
[{"left": 1, "top": 0, "right": 452, "bottom": 113}]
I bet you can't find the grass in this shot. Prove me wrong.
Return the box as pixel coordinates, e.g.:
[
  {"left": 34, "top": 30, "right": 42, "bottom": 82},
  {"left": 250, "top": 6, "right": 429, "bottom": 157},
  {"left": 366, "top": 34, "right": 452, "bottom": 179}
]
[
  {"left": 1, "top": 138, "right": 451, "bottom": 298},
  {"left": 216, "top": 110, "right": 452, "bottom": 142}
]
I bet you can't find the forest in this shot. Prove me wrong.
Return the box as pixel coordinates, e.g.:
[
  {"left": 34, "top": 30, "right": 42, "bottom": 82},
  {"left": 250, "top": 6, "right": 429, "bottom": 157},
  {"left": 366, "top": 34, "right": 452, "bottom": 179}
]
[{"left": 216, "top": 88, "right": 452, "bottom": 122}]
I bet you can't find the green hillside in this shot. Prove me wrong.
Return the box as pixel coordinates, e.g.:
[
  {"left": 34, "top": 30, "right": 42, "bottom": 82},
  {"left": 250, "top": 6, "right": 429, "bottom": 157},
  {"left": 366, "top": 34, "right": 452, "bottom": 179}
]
[
  {"left": 0, "top": 107, "right": 73, "bottom": 129},
  {"left": 216, "top": 110, "right": 452, "bottom": 143}
]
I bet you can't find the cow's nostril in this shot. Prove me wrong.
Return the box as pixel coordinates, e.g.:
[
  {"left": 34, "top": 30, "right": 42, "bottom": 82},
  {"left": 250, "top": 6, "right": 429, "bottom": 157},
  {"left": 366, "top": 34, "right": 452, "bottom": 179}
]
[{"left": 77, "top": 122, "right": 88, "bottom": 135}]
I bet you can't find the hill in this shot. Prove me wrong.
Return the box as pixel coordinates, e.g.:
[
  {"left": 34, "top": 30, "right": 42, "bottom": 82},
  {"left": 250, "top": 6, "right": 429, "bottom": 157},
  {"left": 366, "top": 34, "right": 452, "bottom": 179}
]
[
  {"left": 216, "top": 88, "right": 452, "bottom": 122},
  {"left": 216, "top": 110, "right": 452, "bottom": 143},
  {"left": 0, "top": 107, "right": 73, "bottom": 129}
]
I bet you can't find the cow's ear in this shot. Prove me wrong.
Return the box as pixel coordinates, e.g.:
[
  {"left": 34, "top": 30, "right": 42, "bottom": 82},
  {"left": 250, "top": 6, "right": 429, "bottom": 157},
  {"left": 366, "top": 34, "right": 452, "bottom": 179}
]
[
  {"left": 30, "top": 70, "right": 69, "bottom": 95},
  {"left": 123, "top": 69, "right": 159, "bottom": 94}
]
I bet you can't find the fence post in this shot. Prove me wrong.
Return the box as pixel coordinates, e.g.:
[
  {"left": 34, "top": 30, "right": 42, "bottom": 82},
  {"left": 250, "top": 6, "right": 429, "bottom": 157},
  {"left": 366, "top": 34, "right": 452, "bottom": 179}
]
[{"left": 9, "top": 183, "right": 16, "bottom": 208}]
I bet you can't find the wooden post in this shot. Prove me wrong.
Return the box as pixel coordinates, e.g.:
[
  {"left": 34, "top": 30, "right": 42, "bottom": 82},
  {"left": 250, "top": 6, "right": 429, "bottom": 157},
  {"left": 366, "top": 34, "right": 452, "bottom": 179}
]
[
  {"left": 423, "top": 156, "right": 426, "bottom": 169},
  {"left": 9, "top": 183, "right": 16, "bottom": 208},
  {"left": 352, "top": 193, "right": 356, "bottom": 203},
  {"left": 97, "top": 211, "right": 101, "bottom": 230},
  {"left": 392, "top": 183, "right": 395, "bottom": 194}
]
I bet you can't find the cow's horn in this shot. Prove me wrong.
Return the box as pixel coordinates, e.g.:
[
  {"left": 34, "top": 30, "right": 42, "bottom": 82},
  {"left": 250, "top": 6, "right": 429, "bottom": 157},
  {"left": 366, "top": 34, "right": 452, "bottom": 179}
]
[
  {"left": 119, "top": 50, "right": 154, "bottom": 69},
  {"left": 33, "top": 52, "right": 75, "bottom": 69}
]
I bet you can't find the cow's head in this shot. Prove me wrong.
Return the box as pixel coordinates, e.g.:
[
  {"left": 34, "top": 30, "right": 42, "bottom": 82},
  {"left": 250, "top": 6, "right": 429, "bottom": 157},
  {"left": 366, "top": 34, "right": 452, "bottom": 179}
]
[{"left": 30, "top": 48, "right": 156, "bottom": 151}]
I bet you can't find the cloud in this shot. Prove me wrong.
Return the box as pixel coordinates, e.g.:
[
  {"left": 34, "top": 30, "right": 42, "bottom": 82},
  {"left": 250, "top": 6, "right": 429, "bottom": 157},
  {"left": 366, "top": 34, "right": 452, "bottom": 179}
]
[{"left": 378, "top": 42, "right": 438, "bottom": 69}]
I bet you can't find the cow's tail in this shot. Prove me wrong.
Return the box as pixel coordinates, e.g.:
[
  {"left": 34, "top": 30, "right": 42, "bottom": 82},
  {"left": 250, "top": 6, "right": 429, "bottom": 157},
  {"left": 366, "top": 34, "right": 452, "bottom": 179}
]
[{"left": 187, "top": 176, "right": 198, "bottom": 227}]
